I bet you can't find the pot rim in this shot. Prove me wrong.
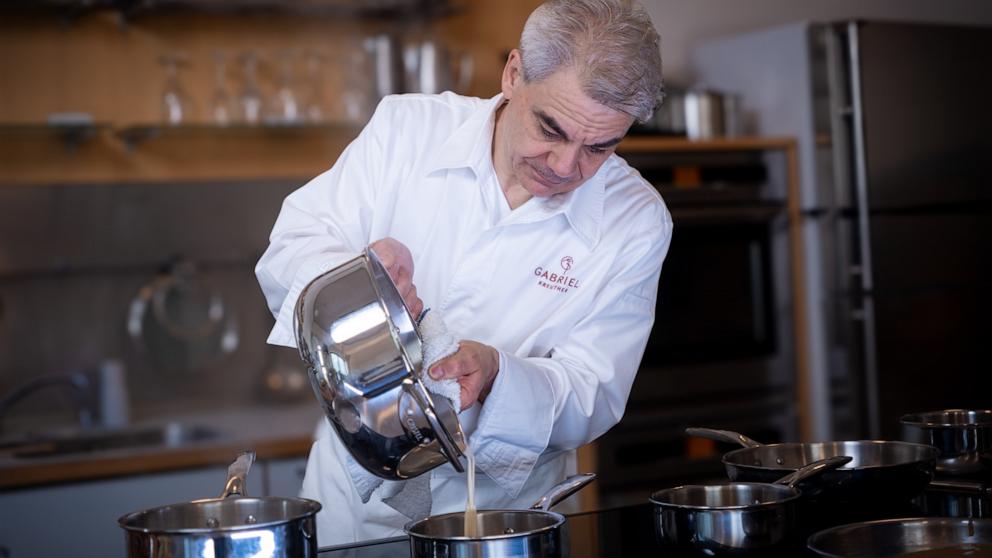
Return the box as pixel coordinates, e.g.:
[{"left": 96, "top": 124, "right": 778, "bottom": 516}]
[
  {"left": 404, "top": 509, "right": 565, "bottom": 542},
  {"left": 900, "top": 409, "right": 992, "bottom": 428},
  {"left": 806, "top": 516, "right": 992, "bottom": 557},
  {"left": 649, "top": 482, "right": 800, "bottom": 511},
  {"left": 117, "top": 496, "right": 322, "bottom": 535},
  {"left": 721, "top": 440, "right": 939, "bottom": 472}
]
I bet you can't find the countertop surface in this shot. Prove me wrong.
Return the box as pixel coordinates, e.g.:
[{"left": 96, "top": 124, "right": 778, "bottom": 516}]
[{"left": 0, "top": 403, "right": 323, "bottom": 489}]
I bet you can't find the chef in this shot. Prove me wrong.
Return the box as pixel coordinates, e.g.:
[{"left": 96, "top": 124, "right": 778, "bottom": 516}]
[{"left": 256, "top": 0, "right": 671, "bottom": 545}]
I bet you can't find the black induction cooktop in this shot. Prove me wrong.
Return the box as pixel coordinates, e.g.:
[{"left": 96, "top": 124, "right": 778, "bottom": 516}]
[{"left": 317, "top": 477, "right": 991, "bottom": 557}]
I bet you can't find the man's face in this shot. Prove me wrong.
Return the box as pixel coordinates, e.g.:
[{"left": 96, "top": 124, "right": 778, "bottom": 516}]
[{"left": 495, "top": 51, "right": 634, "bottom": 200}]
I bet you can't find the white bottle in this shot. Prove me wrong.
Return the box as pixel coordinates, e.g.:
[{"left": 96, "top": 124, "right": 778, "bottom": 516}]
[{"left": 99, "top": 358, "right": 130, "bottom": 428}]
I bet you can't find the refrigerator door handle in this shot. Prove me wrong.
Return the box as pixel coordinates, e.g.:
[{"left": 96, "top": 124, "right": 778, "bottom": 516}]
[{"left": 844, "top": 21, "right": 882, "bottom": 440}]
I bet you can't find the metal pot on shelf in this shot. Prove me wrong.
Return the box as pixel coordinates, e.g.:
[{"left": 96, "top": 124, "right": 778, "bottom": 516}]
[
  {"left": 404, "top": 473, "right": 596, "bottom": 558},
  {"left": 294, "top": 247, "right": 465, "bottom": 480},
  {"left": 118, "top": 451, "right": 321, "bottom": 557},
  {"left": 901, "top": 409, "right": 992, "bottom": 476}
]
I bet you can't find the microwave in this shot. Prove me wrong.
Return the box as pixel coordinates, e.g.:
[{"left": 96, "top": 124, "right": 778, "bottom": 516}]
[{"left": 642, "top": 202, "right": 782, "bottom": 367}]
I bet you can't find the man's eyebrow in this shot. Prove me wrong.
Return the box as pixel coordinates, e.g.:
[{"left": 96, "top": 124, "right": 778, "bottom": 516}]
[
  {"left": 535, "top": 110, "right": 569, "bottom": 141},
  {"left": 535, "top": 110, "right": 623, "bottom": 149}
]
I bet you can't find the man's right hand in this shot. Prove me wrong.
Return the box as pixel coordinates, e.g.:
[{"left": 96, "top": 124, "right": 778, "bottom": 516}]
[{"left": 369, "top": 237, "right": 424, "bottom": 319}]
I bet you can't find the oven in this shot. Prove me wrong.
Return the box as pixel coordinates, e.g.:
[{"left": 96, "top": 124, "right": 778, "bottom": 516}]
[{"left": 596, "top": 149, "right": 799, "bottom": 507}]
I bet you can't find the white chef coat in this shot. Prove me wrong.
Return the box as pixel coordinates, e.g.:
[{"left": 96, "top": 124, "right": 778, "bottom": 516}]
[{"left": 255, "top": 92, "right": 673, "bottom": 546}]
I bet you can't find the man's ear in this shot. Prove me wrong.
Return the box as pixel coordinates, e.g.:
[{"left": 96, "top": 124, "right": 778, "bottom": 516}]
[{"left": 501, "top": 49, "right": 523, "bottom": 99}]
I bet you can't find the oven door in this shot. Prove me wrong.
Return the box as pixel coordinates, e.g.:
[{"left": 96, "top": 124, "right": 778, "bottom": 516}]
[{"left": 644, "top": 204, "right": 781, "bottom": 367}]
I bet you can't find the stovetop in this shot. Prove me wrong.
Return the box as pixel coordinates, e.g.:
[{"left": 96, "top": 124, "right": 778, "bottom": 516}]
[{"left": 316, "top": 475, "right": 992, "bottom": 557}]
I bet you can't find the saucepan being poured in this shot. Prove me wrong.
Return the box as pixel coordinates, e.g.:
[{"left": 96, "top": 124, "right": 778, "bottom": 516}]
[{"left": 293, "top": 247, "right": 466, "bottom": 480}]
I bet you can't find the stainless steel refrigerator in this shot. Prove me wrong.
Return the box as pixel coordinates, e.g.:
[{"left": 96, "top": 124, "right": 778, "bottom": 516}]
[{"left": 692, "top": 20, "right": 992, "bottom": 440}]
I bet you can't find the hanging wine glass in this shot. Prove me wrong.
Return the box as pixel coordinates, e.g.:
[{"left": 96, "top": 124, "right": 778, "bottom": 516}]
[
  {"left": 341, "top": 42, "right": 373, "bottom": 124},
  {"left": 238, "top": 51, "right": 263, "bottom": 125},
  {"left": 210, "top": 50, "right": 237, "bottom": 126},
  {"left": 159, "top": 52, "right": 193, "bottom": 125},
  {"left": 265, "top": 48, "right": 300, "bottom": 124}
]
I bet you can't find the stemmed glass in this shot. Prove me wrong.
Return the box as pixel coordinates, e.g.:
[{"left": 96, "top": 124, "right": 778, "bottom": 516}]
[
  {"left": 238, "top": 51, "right": 264, "bottom": 125},
  {"left": 209, "top": 50, "right": 237, "bottom": 125},
  {"left": 265, "top": 48, "right": 300, "bottom": 124},
  {"left": 341, "top": 45, "right": 373, "bottom": 123},
  {"left": 159, "top": 52, "right": 193, "bottom": 125},
  {"left": 302, "top": 49, "right": 327, "bottom": 123}
]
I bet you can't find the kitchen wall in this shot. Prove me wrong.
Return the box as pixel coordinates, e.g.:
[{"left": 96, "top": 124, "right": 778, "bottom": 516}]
[
  {"left": 0, "top": 0, "right": 542, "bottom": 432},
  {"left": 643, "top": 0, "right": 992, "bottom": 86}
]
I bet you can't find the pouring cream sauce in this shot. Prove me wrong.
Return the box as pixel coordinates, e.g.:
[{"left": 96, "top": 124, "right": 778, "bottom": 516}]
[{"left": 464, "top": 444, "right": 479, "bottom": 537}]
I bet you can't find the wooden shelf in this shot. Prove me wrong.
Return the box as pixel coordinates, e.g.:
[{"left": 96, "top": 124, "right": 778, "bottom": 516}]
[
  {"left": 0, "top": 122, "right": 361, "bottom": 185},
  {"left": 619, "top": 136, "right": 796, "bottom": 153},
  {"left": 1, "top": 0, "right": 461, "bottom": 22}
]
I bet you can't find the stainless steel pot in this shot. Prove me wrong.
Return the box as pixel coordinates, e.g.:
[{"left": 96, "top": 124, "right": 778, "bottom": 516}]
[
  {"left": 807, "top": 517, "right": 992, "bottom": 557},
  {"left": 295, "top": 247, "right": 465, "bottom": 480},
  {"left": 650, "top": 456, "right": 851, "bottom": 556},
  {"left": 404, "top": 473, "right": 596, "bottom": 558},
  {"left": 687, "top": 427, "right": 938, "bottom": 503},
  {"left": 901, "top": 409, "right": 992, "bottom": 476},
  {"left": 118, "top": 451, "right": 321, "bottom": 558}
]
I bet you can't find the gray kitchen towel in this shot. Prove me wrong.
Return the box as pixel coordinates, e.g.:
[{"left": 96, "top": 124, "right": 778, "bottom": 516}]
[{"left": 344, "top": 309, "right": 461, "bottom": 520}]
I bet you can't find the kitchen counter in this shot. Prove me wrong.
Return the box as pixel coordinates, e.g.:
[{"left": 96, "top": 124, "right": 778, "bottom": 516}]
[{"left": 0, "top": 403, "right": 323, "bottom": 489}]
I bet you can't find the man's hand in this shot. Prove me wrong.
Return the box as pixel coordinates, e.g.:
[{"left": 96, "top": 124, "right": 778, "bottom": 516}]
[
  {"left": 429, "top": 340, "right": 500, "bottom": 411},
  {"left": 369, "top": 237, "right": 424, "bottom": 319}
]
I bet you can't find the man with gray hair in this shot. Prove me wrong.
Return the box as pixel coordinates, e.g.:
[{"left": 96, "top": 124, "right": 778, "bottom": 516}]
[{"left": 256, "top": 0, "right": 672, "bottom": 545}]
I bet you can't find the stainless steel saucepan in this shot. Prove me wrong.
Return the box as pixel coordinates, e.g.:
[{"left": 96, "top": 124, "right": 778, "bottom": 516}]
[
  {"left": 295, "top": 247, "right": 466, "bottom": 481},
  {"left": 404, "top": 473, "right": 596, "bottom": 558},
  {"left": 118, "top": 451, "right": 321, "bottom": 557},
  {"left": 808, "top": 517, "right": 992, "bottom": 557},
  {"left": 650, "top": 456, "right": 851, "bottom": 556},
  {"left": 901, "top": 409, "right": 992, "bottom": 476},
  {"left": 687, "top": 427, "right": 938, "bottom": 503}
]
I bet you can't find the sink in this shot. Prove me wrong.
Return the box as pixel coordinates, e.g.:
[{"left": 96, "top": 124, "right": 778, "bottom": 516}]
[{"left": 0, "top": 422, "right": 221, "bottom": 459}]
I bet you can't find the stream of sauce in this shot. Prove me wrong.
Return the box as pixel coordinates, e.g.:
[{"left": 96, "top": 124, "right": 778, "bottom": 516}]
[{"left": 464, "top": 444, "right": 479, "bottom": 537}]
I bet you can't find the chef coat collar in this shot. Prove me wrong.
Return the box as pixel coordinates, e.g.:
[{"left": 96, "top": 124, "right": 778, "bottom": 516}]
[{"left": 427, "top": 94, "right": 604, "bottom": 249}]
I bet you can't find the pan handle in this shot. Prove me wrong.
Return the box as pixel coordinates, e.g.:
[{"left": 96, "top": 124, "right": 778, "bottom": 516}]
[
  {"left": 684, "top": 427, "right": 764, "bottom": 448},
  {"left": 775, "top": 455, "right": 852, "bottom": 488},
  {"left": 530, "top": 473, "right": 597, "bottom": 511},
  {"left": 221, "top": 450, "right": 256, "bottom": 498}
]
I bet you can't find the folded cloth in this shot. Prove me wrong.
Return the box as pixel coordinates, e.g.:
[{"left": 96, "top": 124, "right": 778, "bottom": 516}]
[{"left": 344, "top": 308, "right": 461, "bottom": 519}]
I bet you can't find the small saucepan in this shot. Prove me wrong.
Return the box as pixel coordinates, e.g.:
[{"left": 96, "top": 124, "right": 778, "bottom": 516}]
[
  {"left": 901, "top": 409, "right": 992, "bottom": 476},
  {"left": 404, "top": 473, "right": 596, "bottom": 558},
  {"left": 686, "top": 427, "right": 938, "bottom": 503},
  {"left": 118, "top": 451, "right": 321, "bottom": 558},
  {"left": 808, "top": 517, "right": 992, "bottom": 557},
  {"left": 650, "top": 456, "right": 852, "bottom": 556}
]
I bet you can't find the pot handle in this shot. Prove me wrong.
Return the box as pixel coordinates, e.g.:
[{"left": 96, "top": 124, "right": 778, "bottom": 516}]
[
  {"left": 685, "top": 427, "right": 763, "bottom": 448},
  {"left": 221, "top": 450, "right": 256, "bottom": 498},
  {"left": 774, "top": 455, "right": 852, "bottom": 488},
  {"left": 530, "top": 473, "right": 597, "bottom": 511}
]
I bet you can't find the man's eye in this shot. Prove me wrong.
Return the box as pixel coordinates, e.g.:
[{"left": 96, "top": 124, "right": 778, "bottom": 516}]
[
  {"left": 540, "top": 126, "right": 559, "bottom": 140},
  {"left": 587, "top": 146, "right": 606, "bottom": 154}
]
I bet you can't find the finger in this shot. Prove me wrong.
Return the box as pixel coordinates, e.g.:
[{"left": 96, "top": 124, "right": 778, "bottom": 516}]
[{"left": 410, "top": 297, "right": 424, "bottom": 321}]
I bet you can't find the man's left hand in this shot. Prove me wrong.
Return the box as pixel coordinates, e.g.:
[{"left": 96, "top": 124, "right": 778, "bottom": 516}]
[{"left": 428, "top": 340, "right": 500, "bottom": 411}]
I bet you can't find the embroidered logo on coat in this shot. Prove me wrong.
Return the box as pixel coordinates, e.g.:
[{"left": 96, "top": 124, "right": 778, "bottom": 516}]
[{"left": 534, "top": 258, "right": 580, "bottom": 294}]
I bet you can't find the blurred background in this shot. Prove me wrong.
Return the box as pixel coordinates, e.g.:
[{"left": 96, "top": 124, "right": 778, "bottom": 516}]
[{"left": 0, "top": 0, "right": 990, "bottom": 556}]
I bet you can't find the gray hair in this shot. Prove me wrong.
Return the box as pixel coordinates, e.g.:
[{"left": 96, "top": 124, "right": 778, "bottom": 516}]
[{"left": 519, "top": 0, "right": 664, "bottom": 123}]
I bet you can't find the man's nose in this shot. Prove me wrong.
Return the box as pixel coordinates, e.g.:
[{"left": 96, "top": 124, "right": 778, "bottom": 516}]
[{"left": 547, "top": 144, "right": 580, "bottom": 179}]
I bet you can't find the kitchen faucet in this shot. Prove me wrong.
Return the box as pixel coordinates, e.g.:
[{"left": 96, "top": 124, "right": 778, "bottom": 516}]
[{"left": 0, "top": 371, "right": 96, "bottom": 436}]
